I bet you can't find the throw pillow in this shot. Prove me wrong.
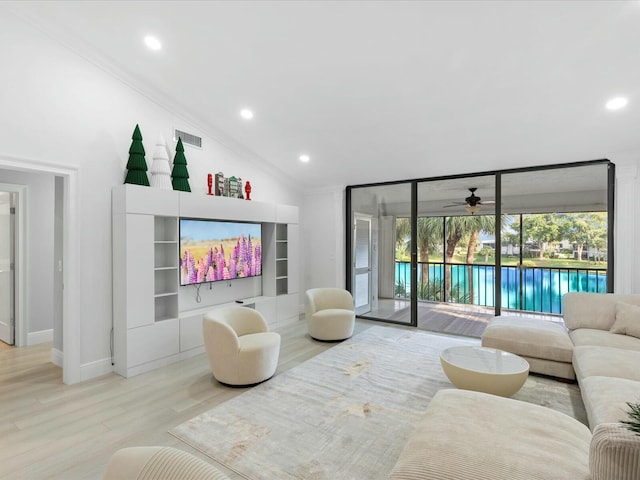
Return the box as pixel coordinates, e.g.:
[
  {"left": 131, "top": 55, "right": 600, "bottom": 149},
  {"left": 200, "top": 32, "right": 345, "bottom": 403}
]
[{"left": 610, "top": 302, "right": 640, "bottom": 338}]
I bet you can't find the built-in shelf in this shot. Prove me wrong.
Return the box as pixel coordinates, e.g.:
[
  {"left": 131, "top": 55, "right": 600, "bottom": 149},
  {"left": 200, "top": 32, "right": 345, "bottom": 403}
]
[
  {"left": 112, "top": 185, "right": 299, "bottom": 378},
  {"left": 155, "top": 295, "right": 178, "bottom": 322},
  {"left": 155, "top": 216, "right": 178, "bottom": 242},
  {"left": 276, "top": 278, "right": 288, "bottom": 295},
  {"left": 276, "top": 242, "right": 287, "bottom": 260},
  {"left": 154, "top": 217, "right": 178, "bottom": 321},
  {"left": 155, "top": 244, "right": 178, "bottom": 269},
  {"left": 276, "top": 224, "right": 288, "bottom": 241},
  {"left": 274, "top": 224, "right": 289, "bottom": 296},
  {"left": 154, "top": 291, "right": 178, "bottom": 298}
]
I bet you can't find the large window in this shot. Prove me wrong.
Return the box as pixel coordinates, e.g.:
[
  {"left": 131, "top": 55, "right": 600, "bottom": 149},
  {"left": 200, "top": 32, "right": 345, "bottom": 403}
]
[{"left": 346, "top": 161, "right": 613, "bottom": 333}]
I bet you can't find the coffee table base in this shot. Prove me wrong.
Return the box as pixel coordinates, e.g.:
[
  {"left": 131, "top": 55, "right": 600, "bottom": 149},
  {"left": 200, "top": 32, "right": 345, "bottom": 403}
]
[{"left": 440, "top": 346, "right": 529, "bottom": 397}]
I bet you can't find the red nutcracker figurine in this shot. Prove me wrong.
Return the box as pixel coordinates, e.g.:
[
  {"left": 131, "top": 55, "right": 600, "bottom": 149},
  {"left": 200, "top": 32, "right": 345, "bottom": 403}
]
[
  {"left": 244, "top": 181, "right": 252, "bottom": 200},
  {"left": 207, "top": 173, "right": 213, "bottom": 195}
]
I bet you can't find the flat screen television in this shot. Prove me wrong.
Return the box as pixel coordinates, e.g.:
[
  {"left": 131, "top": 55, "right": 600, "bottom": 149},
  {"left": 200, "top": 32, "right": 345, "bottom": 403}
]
[{"left": 179, "top": 218, "right": 262, "bottom": 286}]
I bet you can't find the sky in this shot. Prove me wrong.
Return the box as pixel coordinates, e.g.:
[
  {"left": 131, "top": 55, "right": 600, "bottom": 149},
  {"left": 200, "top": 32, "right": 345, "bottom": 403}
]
[{"left": 180, "top": 219, "right": 261, "bottom": 242}]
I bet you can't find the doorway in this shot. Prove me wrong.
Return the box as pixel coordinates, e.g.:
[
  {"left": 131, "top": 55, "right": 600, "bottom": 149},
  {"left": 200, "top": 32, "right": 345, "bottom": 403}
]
[
  {"left": 347, "top": 181, "right": 414, "bottom": 325},
  {"left": 0, "top": 182, "right": 25, "bottom": 347},
  {"left": 0, "top": 191, "right": 15, "bottom": 345},
  {"left": 0, "top": 157, "right": 80, "bottom": 384},
  {"left": 353, "top": 213, "right": 372, "bottom": 315}
]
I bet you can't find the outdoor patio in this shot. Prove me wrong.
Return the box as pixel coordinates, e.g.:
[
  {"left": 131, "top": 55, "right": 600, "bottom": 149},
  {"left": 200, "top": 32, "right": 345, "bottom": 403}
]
[{"left": 364, "top": 299, "right": 563, "bottom": 339}]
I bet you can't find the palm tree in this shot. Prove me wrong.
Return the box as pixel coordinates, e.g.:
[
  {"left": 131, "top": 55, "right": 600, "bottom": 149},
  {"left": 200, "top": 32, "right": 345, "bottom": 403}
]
[
  {"left": 398, "top": 214, "right": 502, "bottom": 304},
  {"left": 444, "top": 216, "right": 478, "bottom": 301},
  {"left": 464, "top": 215, "right": 496, "bottom": 304},
  {"left": 417, "top": 217, "right": 442, "bottom": 286},
  {"left": 395, "top": 217, "right": 411, "bottom": 261},
  {"left": 443, "top": 214, "right": 502, "bottom": 302},
  {"left": 394, "top": 218, "right": 411, "bottom": 298}
]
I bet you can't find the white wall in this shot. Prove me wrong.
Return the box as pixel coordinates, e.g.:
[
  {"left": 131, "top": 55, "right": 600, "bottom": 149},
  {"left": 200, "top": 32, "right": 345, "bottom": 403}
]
[
  {"left": 0, "top": 169, "right": 54, "bottom": 337},
  {"left": 0, "top": 13, "right": 301, "bottom": 375},
  {"left": 300, "top": 188, "right": 345, "bottom": 293},
  {"left": 610, "top": 155, "right": 640, "bottom": 294}
]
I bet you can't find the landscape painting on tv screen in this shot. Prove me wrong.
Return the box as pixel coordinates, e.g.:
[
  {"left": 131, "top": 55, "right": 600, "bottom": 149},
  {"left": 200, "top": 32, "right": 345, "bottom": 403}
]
[{"left": 179, "top": 219, "right": 262, "bottom": 286}]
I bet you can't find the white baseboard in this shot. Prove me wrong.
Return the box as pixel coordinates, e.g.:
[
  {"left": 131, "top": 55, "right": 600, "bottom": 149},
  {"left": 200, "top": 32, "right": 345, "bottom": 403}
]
[
  {"left": 27, "top": 329, "right": 53, "bottom": 345},
  {"left": 80, "top": 357, "right": 114, "bottom": 382},
  {"left": 121, "top": 346, "right": 205, "bottom": 378},
  {"left": 271, "top": 315, "right": 301, "bottom": 331},
  {"left": 51, "top": 348, "right": 64, "bottom": 367}
]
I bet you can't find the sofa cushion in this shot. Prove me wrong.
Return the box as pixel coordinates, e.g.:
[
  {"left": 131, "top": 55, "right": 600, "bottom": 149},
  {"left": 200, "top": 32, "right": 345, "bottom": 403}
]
[
  {"left": 580, "top": 376, "right": 640, "bottom": 430},
  {"left": 563, "top": 293, "right": 640, "bottom": 331},
  {"left": 610, "top": 302, "right": 640, "bottom": 339},
  {"left": 590, "top": 423, "right": 640, "bottom": 480},
  {"left": 573, "top": 346, "right": 640, "bottom": 382},
  {"left": 308, "top": 308, "right": 355, "bottom": 340},
  {"left": 388, "top": 389, "right": 591, "bottom": 480},
  {"left": 570, "top": 328, "right": 640, "bottom": 351},
  {"left": 481, "top": 316, "right": 573, "bottom": 363},
  {"left": 519, "top": 355, "right": 576, "bottom": 380}
]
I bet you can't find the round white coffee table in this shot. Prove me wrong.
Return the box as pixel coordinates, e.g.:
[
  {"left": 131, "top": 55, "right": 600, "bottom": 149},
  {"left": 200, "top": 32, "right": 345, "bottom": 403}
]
[{"left": 440, "top": 346, "right": 530, "bottom": 397}]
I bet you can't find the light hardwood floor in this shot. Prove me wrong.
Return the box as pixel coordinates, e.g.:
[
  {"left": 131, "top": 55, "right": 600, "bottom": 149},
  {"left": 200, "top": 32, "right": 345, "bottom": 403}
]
[{"left": 0, "top": 319, "right": 381, "bottom": 480}]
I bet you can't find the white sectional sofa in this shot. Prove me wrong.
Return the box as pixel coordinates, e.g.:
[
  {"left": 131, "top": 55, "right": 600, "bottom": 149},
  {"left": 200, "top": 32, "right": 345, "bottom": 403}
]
[
  {"left": 388, "top": 389, "right": 593, "bottom": 480},
  {"left": 389, "top": 292, "right": 640, "bottom": 480},
  {"left": 564, "top": 292, "right": 640, "bottom": 429}
]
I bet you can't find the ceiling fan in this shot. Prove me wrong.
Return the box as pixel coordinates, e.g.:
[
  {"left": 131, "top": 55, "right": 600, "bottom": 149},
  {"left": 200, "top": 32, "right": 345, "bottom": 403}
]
[{"left": 443, "top": 188, "right": 495, "bottom": 214}]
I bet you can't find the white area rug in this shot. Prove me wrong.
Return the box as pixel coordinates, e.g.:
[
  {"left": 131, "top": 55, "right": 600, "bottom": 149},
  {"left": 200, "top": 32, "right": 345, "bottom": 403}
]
[{"left": 170, "top": 326, "right": 585, "bottom": 480}]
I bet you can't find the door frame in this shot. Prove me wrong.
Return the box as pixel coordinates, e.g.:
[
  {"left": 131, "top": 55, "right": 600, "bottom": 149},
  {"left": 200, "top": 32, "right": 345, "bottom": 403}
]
[
  {"left": 0, "top": 185, "right": 24, "bottom": 345},
  {"left": 352, "top": 212, "right": 372, "bottom": 315},
  {"left": 0, "top": 155, "right": 81, "bottom": 384}
]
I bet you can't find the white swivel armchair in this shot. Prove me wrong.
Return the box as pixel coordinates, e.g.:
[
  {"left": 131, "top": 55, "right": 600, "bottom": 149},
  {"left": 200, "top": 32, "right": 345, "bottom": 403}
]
[
  {"left": 203, "top": 307, "right": 281, "bottom": 386},
  {"left": 305, "top": 288, "right": 356, "bottom": 341}
]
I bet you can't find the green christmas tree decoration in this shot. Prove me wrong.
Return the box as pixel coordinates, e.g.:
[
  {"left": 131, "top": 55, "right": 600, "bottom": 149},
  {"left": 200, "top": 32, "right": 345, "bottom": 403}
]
[
  {"left": 171, "top": 138, "right": 191, "bottom": 192},
  {"left": 124, "top": 124, "right": 150, "bottom": 186}
]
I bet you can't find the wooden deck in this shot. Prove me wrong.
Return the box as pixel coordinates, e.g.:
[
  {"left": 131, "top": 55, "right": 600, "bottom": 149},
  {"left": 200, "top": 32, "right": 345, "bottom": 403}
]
[{"left": 363, "top": 299, "right": 561, "bottom": 338}]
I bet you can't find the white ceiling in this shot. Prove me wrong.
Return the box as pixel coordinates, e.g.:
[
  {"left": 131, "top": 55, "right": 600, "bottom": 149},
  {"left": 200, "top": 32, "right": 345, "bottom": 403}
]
[{"left": 7, "top": 0, "right": 640, "bottom": 190}]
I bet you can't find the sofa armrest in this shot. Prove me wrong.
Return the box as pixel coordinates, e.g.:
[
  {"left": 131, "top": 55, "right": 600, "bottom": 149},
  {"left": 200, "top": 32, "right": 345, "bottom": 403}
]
[
  {"left": 590, "top": 423, "right": 640, "bottom": 480},
  {"left": 103, "top": 447, "right": 229, "bottom": 480}
]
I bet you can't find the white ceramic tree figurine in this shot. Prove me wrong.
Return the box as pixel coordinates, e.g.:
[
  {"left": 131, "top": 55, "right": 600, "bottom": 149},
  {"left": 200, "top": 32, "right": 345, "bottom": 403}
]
[{"left": 149, "top": 135, "right": 173, "bottom": 190}]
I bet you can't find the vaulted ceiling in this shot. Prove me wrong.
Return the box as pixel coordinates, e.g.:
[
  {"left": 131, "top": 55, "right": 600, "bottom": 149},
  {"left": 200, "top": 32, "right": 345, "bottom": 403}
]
[{"left": 6, "top": 1, "right": 640, "bottom": 190}]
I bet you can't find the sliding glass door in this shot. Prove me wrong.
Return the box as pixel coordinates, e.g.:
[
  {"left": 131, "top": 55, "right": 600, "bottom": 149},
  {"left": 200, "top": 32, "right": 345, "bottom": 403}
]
[
  {"left": 348, "top": 182, "right": 415, "bottom": 325},
  {"left": 413, "top": 176, "right": 497, "bottom": 336},
  {"left": 346, "top": 160, "right": 614, "bottom": 336},
  {"left": 499, "top": 164, "right": 611, "bottom": 314}
]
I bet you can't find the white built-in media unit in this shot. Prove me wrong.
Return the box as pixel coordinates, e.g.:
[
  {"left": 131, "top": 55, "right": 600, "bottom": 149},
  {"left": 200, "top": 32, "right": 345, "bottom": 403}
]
[{"left": 112, "top": 184, "right": 299, "bottom": 378}]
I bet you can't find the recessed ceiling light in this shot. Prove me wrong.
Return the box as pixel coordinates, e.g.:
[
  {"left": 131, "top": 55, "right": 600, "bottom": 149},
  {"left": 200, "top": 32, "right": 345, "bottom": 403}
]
[
  {"left": 606, "top": 96, "right": 628, "bottom": 110},
  {"left": 240, "top": 109, "right": 254, "bottom": 120},
  {"left": 299, "top": 154, "right": 310, "bottom": 163},
  {"left": 144, "top": 35, "right": 162, "bottom": 51}
]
